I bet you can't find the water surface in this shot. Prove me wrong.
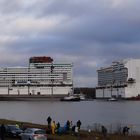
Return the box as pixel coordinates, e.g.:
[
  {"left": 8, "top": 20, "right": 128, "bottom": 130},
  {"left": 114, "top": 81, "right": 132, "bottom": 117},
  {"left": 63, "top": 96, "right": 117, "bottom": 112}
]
[{"left": 0, "top": 100, "right": 140, "bottom": 132}]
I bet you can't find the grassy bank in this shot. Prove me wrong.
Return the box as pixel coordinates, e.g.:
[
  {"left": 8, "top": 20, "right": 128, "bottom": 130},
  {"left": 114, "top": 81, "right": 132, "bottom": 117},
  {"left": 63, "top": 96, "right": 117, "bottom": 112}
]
[
  {"left": 6, "top": 132, "right": 140, "bottom": 140},
  {"left": 47, "top": 131, "right": 140, "bottom": 140},
  {"left": 1, "top": 119, "right": 140, "bottom": 140},
  {"left": 0, "top": 118, "right": 47, "bottom": 129}
]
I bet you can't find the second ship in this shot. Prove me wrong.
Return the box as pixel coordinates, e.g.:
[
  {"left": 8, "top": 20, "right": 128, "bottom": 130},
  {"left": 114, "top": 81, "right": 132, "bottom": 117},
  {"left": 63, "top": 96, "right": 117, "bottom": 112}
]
[{"left": 0, "top": 56, "right": 73, "bottom": 100}]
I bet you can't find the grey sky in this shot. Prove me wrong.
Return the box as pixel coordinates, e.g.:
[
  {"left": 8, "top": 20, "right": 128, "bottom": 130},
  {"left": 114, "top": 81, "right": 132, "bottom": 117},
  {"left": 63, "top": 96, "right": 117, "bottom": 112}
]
[{"left": 0, "top": 0, "right": 140, "bottom": 87}]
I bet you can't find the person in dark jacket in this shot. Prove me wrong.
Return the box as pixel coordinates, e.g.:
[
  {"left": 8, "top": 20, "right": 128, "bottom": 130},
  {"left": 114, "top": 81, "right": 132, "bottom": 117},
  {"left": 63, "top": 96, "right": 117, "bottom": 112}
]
[
  {"left": 47, "top": 116, "right": 52, "bottom": 129},
  {"left": 123, "top": 126, "right": 130, "bottom": 135},
  {"left": 56, "top": 122, "right": 60, "bottom": 133},
  {"left": 0, "top": 124, "right": 6, "bottom": 140},
  {"left": 76, "top": 120, "right": 82, "bottom": 130},
  {"left": 66, "top": 120, "right": 70, "bottom": 131},
  {"left": 101, "top": 125, "right": 107, "bottom": 137},
  {"left": 71, "top": 125, "right": 76, "bottom": 135}
]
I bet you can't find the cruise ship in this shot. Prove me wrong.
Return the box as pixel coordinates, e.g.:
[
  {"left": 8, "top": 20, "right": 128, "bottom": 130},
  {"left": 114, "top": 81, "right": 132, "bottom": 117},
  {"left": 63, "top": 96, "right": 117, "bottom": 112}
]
[
  {"left": 0, "top": 56, "right": 73, "bottom": 100},
  {"left": 96, "top": 59, "right": 140, "bottom": 99}
]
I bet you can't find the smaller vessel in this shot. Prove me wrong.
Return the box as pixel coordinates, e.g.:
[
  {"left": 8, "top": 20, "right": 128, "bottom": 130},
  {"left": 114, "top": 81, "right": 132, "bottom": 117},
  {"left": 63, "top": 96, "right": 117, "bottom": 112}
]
[
  {"left": 60, "top": 95, "right": 80, "bottom": 101},
  {"left": 107, "top": 97, "right": 118, "bottom": 101},
  {"left": 60, "top": 88, "right": 80, "bottom": 101},
  {"left": 79, "top": 94, "right": 86, "bottom": 101}
]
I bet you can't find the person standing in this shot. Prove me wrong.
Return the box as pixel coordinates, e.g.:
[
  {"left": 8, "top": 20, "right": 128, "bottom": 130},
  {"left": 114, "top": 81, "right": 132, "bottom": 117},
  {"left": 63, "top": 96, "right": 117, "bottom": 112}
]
[
  {"left": 0, "top": 124, "right": 6, "bottom": 140},
  {"left": 70, "top": 121, "right": 73, "bottom": 131},
  {"left": 51, "top": 121, "right": 56, "bottom": 134},
  {"left": 56, "top": 122, "right": 60, "bottom": 133},
  {"left": 123, "top": 126, "right": 130, "bottom": 135},
  {"left": 66, "top": 120, "right": 70, "bottom": 131},
  {"left": 47, "top": 116, "right": 52, "bottom": 129},
  {"left": 101, "top": 125, "right": 107, "bottom": 137},
  {"left": 76, "top": 120, "right": 82, "bottom": 130}
]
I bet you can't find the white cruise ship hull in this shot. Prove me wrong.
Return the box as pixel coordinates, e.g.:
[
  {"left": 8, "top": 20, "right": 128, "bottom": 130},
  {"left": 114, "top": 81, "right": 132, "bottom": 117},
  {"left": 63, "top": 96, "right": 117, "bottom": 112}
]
[
  {"left": 0, "top": 86, "right": 71, "bottom": 95},
  {"left": 0, "top": 86, "right": 72, "bottom": 101}
]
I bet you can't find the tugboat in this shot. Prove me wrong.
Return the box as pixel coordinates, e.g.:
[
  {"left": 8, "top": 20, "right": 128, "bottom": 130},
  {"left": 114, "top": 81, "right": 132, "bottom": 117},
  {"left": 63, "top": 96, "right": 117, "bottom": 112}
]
[
  {"left": 60, "top": 95, "right": 80, "bottom": 101},
  {"left": 79, "top": 94, "right": 86, "bottom": 101},
  {"left": 107, "top": 97, "right": 118, "bottom": 101},
  {"left": 60, "top": 88, "right": 80, "bottom": 101}
]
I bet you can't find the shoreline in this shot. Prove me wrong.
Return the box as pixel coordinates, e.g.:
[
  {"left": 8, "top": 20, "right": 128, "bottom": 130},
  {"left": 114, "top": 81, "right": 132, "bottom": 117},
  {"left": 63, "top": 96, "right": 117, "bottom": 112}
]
[
  {"left": 0, "top": 94, "right": 139, "bottom": 101},
  {"left": 1, "top": 119, "right": 140, "bottom": 140},
  {"left": 0, "top": 95, "right": 64, "bottom": 101},
  {"left": 0, "top": 95, "right": 94, "bottom": 101}
]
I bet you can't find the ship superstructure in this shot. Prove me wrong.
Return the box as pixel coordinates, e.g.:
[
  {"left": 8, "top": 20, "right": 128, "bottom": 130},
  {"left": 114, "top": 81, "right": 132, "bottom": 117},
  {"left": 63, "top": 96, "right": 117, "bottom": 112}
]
[
  {"left": 0, "top": 56, "right": 73, "bottom": 96},
  {"left": 96, "top": 59, "right": 140, "bottom": 99}
]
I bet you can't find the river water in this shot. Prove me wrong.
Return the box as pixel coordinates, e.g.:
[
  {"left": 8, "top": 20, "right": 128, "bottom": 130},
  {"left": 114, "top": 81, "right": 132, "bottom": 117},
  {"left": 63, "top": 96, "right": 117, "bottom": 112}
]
[{"left": 0, "top": 100, "right": 140, "bottom": 133}]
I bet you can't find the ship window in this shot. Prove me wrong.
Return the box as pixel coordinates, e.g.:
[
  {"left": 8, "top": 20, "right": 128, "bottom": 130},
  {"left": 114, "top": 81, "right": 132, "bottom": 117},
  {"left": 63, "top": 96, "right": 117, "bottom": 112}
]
[{"left": 63, "top": 73, "right": 67, "bottom": 81}]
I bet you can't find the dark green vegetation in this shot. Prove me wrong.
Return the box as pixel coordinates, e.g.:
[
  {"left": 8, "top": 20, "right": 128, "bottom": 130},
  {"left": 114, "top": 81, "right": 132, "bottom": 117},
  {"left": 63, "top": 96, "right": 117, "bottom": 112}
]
[{"left": 0, "top": 119, "right": 140, "bottom": 140}]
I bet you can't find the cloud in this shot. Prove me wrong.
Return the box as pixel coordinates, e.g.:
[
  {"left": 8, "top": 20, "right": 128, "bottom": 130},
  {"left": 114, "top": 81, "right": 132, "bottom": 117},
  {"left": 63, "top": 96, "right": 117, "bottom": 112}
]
[{"left": 0, "top": 0, "right": 139, "bottom": 86}]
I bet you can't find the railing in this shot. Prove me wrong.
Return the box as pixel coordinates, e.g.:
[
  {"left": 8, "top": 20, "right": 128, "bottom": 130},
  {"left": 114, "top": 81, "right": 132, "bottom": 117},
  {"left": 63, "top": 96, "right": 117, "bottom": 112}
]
[{"left": 83, "top": 123, "right": 140, "bottom": 135}]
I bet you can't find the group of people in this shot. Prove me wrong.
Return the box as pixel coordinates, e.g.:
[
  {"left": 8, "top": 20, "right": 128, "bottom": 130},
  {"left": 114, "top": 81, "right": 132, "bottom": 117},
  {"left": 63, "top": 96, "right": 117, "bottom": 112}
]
[
  {"left": 47, "top": 116, "right": 131, "bottom": 137},
  {"left": 101, "top": 125, "right": 130, "bottom": 137},
  {"left": 47, "top": 116, "right": 82, "bottom": 135}
]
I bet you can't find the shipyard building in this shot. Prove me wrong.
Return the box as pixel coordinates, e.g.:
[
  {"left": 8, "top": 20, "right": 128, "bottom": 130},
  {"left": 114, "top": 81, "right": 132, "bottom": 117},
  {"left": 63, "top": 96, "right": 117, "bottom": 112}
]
[
  {"left": 0, "top": 56, "right": 73, "bottom": 95},
  {"left": 96, "top": 59, "right": 140, "bottom": 99}
]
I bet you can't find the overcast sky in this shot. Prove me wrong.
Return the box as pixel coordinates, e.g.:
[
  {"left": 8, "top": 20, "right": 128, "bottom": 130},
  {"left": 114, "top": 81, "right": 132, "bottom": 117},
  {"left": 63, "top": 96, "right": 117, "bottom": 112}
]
[{"left": 0, "top": 0, "right": 140, "bottom": 87}]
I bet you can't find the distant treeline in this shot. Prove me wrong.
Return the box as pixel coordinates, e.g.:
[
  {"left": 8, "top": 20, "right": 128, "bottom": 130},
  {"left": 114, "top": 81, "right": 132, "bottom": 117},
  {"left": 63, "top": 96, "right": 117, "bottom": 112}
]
[{"left": 74, "top": 87, "right": 95, "bottom": 99}]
